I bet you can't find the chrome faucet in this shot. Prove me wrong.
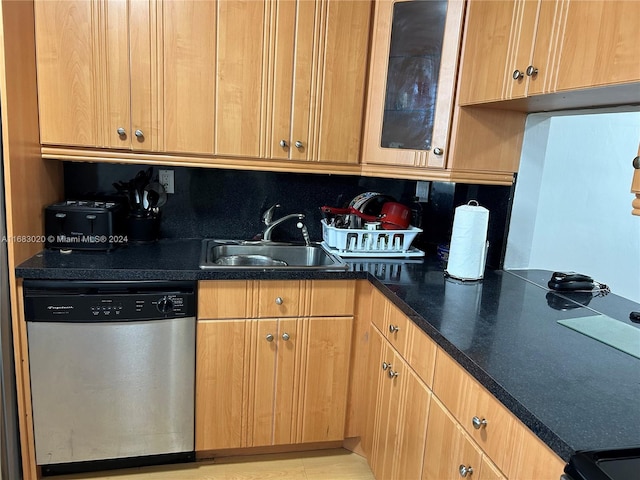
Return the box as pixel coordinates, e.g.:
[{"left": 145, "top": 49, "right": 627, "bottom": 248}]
[{"left": 262, "top": 204, "right": 310, "bottom": 245}]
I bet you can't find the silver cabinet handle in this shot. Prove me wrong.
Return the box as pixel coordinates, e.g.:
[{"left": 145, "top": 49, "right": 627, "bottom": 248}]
[
  {"left": 280, "top": 140, "right": 288, "bottom": 147},
  {"left": 512, "top": 69, "right": 524, "bottom": 80},
  {"left": 117, "top": 127, "right": 126, "bottom": 136},
  {"left": 294, "top": 141, "right": 303, "bottom": 149},
  {"left": 266, "top": 334, "right": 274, "bottom": 342},
  {"left": 433, "top": 147, "right": 443, "bottom": 155},
  {"left": 382, "top": 361, "right": 390, "bottom": 371},
  {"left": 388, "top": 369, "right": 398, "bottom": 378},
  {"left": 282, "top": 332, "right": 290, "bottom": 341},
  {"left": 275, "top": 297, "right": 283, "bottom": 305},
  {"left": 389, "top": 324, "right": 399, "bottom": 333},
  {"left": 135, "top": 129, "right": 144, "bottom": 138},
  {"left": 526, "top": 65, "right": 538, "bottom": 77},
  {"left": 459, "top": 465, "right": 474, "bottom": 477},
  {"left": 472, "top": 416, "right": 487, "bottom": 430}
]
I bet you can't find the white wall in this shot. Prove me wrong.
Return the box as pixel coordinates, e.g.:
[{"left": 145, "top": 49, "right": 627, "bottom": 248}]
[{"left": 505, "top": 109, "right": 640, "bottom": 303}]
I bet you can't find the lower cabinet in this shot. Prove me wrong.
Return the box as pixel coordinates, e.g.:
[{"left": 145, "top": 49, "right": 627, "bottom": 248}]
[
  {"left": 423, "top": 397, "right": 505, "bottom": 480},
  {"left": 369, "top": 326, "right": 431, "bottom": 480},
  {"left": 196, "top": 280, "right": 354, "bottom": 452}
]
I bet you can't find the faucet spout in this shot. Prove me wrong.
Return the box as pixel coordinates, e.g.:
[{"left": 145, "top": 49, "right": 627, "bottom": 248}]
[{"left": 261, "top": 204, "right": 308, "bottom": 243}]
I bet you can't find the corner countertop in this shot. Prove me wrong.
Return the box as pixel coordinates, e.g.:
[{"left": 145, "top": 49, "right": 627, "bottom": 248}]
[{"left": 16, "top": 239, "right": 640, "bottom": 462}]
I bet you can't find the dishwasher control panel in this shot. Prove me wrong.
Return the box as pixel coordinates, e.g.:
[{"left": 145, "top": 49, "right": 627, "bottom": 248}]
[{"left": 23, "top": 281, "right": 196, "bottom": 322}]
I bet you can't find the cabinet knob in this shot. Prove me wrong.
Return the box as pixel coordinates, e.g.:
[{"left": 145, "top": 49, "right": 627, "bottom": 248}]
[
  {"left": 388, "top": 369, "right": 399, "bottom": 379},
  {"left": 472, "top": 416, "right": 487, "bottom": 430},
  {"left": 433, "top": 147, "right": 444, "bottom": 155},
  {"left": 382, "top": 361, "right": 390, "bottom": 371},
  {"left": 459, "top": 465, "right": 474, "bottom": 477},
  {"left": 282, "top": 332, "right": 290, "bottom": 341},
  {"left": 135, "top": 129, "right": 144, "bottom": 138},
  {"left": 265, "top": 333, "right": 274, "bottom": 342},
  {"left": 526, "top": 65, "right": 538, "bottom": 77},
  {"left": 633, "top": 156, "right": 640, "bottom": 169},
  {"left": 389, "top": 324, "right": 400, "bottom": 334},
  {"left": 275, "top": 297, "right": 283, "bottom": 305},
  {"left": 280, "top": 140, "right": 288, "bottom": 148},
  {"left": 116, "top": 127, "right": 126, "bottom": 136},
  {"left": 294, "top": 141, "right": 303, "bottom": 149},
  {"left": 512, "top": 69, "right": 524, "bottom": 80}
]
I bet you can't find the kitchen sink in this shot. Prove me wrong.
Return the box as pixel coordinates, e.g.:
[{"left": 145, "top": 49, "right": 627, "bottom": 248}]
[{"left": 199, "top": 240, "right": 348, "bottom": 270}]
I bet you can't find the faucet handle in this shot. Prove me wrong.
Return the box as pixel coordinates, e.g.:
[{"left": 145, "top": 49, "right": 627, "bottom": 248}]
[{"left": 263, "top": 203, "right": 281, "bottom": 225}]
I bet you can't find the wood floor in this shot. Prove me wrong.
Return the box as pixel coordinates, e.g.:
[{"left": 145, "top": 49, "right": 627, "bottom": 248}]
[{"left": 55, "top": 449, "right": 375, "bottom": 480}]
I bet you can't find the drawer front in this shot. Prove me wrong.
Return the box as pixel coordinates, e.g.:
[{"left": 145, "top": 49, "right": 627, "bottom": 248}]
[
  {"left": 306, "top": 280, "right": 356, "bottom": 316},
  {"left": 257, "top": 280, "right": 302, "bottom": 317},
  {"left": 385, "top": 302, "right": 410, "bottom": 355},
  {"left": 198, "top": 280, "right": 251, "bottom": 319},
  {"left": 405, "top": 320, "right": 437, "bottom": 388},
  {"left": 433, "top": 349, "right": 517, "bottom": 474}
]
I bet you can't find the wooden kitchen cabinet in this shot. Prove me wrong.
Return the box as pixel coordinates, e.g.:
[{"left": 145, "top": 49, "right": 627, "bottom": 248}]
[
  {"left": 196, "top": 280, "right": 354, "bottom": 452},
  {"left": 195, "top": 318, "right": 247, "bottom": 451},
  {"left": 216, "top": 0, "right": 371, "bottom": 165},
  {"left": 35, "top": 0, "right": 217, "bottom": 154},
  {"left": 432, "top": 348, "right": 565, "bottom": 479},
  {"left": 369, "top": 327, "right": 431, "bottom": 480},
  {"left": 458, "top": 0, "right": 640, "bottom": 105},
  {"left": 361, "top": 0, "right": 465, "bottom": 171},
  {"left": 370, "top": 288, "right": 437, "bottom": 387},
  {"left": 34, "top": 0, "right": 156, "bottom": 151},
  {"left": 423, "top": 396, "right": 506, "bottom": 480}
]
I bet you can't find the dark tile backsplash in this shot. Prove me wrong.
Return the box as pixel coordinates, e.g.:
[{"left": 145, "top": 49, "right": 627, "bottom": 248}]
[{"left": 63, "top": 162, "right": 514, "bottom": 268}]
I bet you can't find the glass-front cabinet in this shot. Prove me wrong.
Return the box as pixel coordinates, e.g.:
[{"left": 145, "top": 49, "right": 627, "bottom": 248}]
[{"left": 361, "top": 0, "right": 464, "bottom": 172}]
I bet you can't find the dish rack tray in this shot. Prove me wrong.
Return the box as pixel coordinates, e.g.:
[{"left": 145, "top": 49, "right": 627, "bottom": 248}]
[{"left": 321, "top": 219, "right": 424, "bottom": 258}]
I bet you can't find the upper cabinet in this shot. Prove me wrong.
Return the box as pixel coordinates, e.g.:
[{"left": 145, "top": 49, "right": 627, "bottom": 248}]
[
  {"left": 35, "top": 0, "right": 371, "bottom": 167},
  {"left": 35, "top": 0, "right": 215, "bottom": 154},
  {"left": 458, "top": 0, "right": 640, "bottom": 106},
  {"left": 216, "top": 0, "right": 371, "bottom": 164},
  {"left": 361, "top": 0, "right": 464, "bottom": 170},
  {"left": 35, "top": 0, "right": 156, "bottom": 150}
]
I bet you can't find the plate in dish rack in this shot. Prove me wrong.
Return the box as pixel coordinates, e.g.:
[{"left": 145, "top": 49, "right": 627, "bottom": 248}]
[{"left": 321, "top": 241, "right": 425, "bottom": 258}]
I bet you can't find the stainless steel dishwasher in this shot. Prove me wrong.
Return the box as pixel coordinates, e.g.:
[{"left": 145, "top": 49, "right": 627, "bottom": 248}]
[{"left": 23, "top": 280, "right": 196, "bottom": 474}]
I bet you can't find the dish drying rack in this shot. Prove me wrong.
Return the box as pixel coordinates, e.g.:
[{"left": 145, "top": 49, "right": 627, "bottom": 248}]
[{"left": 321, "top": 219, "right": 424, "bottom": 258}]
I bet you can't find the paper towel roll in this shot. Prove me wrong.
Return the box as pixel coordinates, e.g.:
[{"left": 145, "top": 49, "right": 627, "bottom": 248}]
[{"left": 445, "top": 201, "right": 489, "bottom": 281}]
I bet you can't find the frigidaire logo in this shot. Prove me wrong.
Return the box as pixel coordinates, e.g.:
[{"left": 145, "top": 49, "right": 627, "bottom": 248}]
[{"left": 47, "top": 305, "right": 74, "bottom": 310}]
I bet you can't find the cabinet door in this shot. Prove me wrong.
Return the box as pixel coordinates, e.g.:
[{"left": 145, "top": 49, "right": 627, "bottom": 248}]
[
  {"left": 362, "top": 0, "right": 464, "bottom": 169},
  {"left": 215, "top": 0, "right": 266, "bottom": 157},
  {"left": 530, "top": 0, "right": 640, "bottom": 95},
  {"left": 268, "top": 0, "right": 371, "bottom": 164},
  {"left": 370, "top": 335, "right": 400, "bottom": 480},
  {"left": 423, "top": 397, "right": 483, "bottom": 480},
  {"left": 273, "top": 318, "right": 299, "bottom": 445},
  {"left": 394, "top": 365, "right": 430, "bottom": 480},
  {"left": 313, "top": 0, "right": 371, "bottom": 164},
  {"left": 195, "top": 319, "right": 247, "bottom": 451},
  {"left": 161, "top": 0, "right": 216, "bottom": 154},
  {"left": 35, "top": 0, "right": 156, "bottom": 150},
  {"left": 298, "top": 316, "right": 353, "bottom": 443},
  {"left": 433, "top": 349, "right": 517, "bottom": 475},
  {"left": 246, "top": 318, "right": 279, "bottom": 446},
  {"left": 35, "top": 0, "right": 107, "bottom": 147},
  {"left": 458, "top": 0, "right": 539, "bottom": 104}
]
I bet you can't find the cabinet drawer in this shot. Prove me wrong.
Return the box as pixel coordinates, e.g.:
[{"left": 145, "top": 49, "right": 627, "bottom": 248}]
[
  {"left": 433, "top": 349, "right": 517, "bottom": 475},
  {"left": 257, "top": 280, "right": 302, "bottom": 318},
  {"left": 198, "top": 280, "right": 251, "bottom": 319},
  {"left": 306, "top": 280, "right": 355, "bottom": 317}
]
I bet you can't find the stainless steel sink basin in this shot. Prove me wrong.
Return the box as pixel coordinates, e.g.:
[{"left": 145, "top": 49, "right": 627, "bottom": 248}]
[{"left": 199, "top": 240, "right": 347, "bottom": 270}]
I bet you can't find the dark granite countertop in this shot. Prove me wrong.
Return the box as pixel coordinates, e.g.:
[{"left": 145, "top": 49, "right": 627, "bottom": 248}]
[{"left": 16, "top": 239, "right": 640, "bottom": 462}]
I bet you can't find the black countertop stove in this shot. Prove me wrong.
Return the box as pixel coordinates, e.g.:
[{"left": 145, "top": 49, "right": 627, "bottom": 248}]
[{"left": 16, "top": 239, "right": 640, "bottom": 465}]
